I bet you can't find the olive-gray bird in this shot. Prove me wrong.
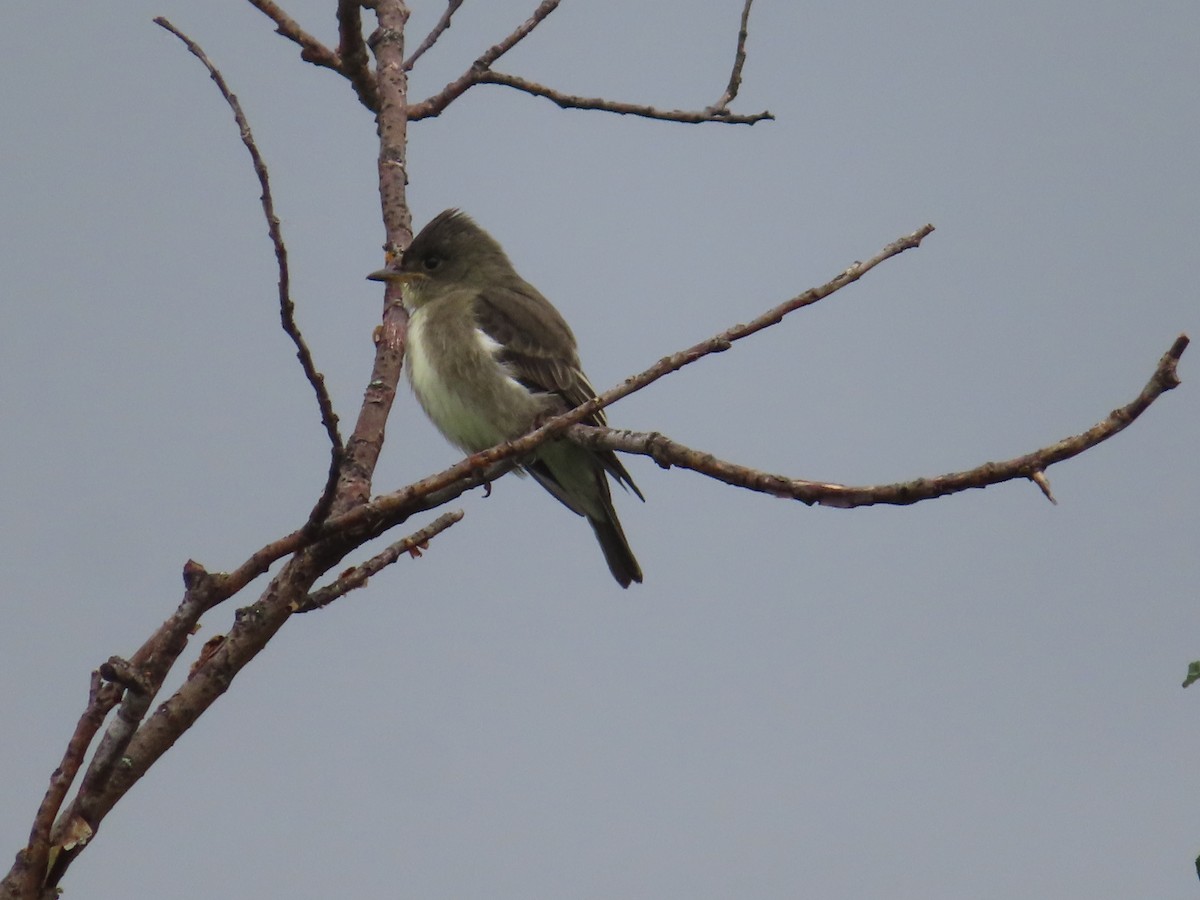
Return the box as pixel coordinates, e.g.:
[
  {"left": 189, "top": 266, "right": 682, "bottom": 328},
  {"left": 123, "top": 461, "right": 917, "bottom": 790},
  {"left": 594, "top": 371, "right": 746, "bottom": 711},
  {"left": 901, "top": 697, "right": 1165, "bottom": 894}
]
[{"left": 369, "top": 209, "right": 643, "bottom": 587}]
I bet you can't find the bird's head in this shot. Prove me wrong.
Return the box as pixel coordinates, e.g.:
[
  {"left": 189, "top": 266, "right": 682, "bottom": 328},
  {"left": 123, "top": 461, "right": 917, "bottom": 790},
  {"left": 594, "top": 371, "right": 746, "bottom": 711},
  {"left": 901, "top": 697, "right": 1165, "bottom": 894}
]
[{"left": 367, "top": 209, "right": 515, "bottom": 309}]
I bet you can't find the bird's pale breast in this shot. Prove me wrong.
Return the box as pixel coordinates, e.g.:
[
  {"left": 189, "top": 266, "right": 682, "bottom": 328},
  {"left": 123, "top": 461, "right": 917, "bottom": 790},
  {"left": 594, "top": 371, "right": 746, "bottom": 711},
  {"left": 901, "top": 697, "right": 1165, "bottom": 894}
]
[{"left": 406, "top": 304, "right": 549, "bottom": 453}]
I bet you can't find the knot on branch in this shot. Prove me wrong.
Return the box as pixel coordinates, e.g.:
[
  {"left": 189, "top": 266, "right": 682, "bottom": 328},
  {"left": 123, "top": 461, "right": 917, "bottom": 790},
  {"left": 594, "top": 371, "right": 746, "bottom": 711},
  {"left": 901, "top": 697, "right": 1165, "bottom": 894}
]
[
  {"left": 98, "top": 657, "right": 151, "bottom": 696},
  {"left": 181, "top": 559, "right": 212, "bottom": 591}
]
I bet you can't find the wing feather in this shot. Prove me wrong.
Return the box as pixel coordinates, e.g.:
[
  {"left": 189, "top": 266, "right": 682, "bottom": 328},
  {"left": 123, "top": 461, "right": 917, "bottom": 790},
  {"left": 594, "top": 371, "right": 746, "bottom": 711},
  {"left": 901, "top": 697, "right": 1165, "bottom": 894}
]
[{"left": 472, "top": 284, "right": 643, "bottom": 500}]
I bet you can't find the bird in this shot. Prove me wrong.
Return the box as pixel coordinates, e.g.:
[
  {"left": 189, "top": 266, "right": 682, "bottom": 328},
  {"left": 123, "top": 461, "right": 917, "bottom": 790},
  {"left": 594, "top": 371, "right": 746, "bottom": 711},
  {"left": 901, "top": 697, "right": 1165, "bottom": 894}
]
[{"left": 368, "top": 209, "right": 644, "bottom": 587}]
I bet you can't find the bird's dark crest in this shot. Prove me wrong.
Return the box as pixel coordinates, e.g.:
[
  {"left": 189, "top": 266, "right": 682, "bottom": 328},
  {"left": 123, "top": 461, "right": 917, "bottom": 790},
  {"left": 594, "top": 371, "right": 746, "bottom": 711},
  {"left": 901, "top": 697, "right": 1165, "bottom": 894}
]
[{"left": 407, "top": 208, "right": 510, "bottom": 268}]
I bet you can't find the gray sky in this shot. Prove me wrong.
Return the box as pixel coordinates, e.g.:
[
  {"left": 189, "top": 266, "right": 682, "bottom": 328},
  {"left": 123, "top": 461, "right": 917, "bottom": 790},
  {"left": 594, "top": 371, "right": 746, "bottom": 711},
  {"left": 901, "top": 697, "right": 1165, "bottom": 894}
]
[{"left": 3, "top": 1, "right": 1199, "bottom": 897}]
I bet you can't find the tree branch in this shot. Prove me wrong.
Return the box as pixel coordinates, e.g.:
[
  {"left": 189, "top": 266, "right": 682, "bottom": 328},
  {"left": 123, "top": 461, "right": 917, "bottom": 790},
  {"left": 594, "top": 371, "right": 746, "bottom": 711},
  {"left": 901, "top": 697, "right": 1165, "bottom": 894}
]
[
  {"left": 475, "top": 0, "right": 563, "bottom": 69},
  {"left": 295, "top": 509, "right": 465, "bottom": 612},
  {"left": 408, "top": 0, "right": 561, "bottom": 118},
  {"left": 565, "top": 332, "right": 1190, "bottom": 506},
  {"left": 9, "top": 674, "right": 119, "bottom": 900},
  {"left": 337, "top": 0, "right": 379, "bottom": 109},
  {"left": 244, "top": 0, "right": 343, "bottom": 71},
  {"left": 469, "top": 69, "right": 773, "bottom": 125},
  {"left": 707, "top": 0, "right": 756, "bottom": 114},
  {"left": 154, "top": 18, "right": 345, "bottom": 530},
  {"left": 409, "top": 0, "right": 771, "bottom": 123},
  {"left": 404, "top": 0, "right": 464, "bottom": 71},
  {"left": 345, "top": 0, "right": 415, "bottom": 512}
]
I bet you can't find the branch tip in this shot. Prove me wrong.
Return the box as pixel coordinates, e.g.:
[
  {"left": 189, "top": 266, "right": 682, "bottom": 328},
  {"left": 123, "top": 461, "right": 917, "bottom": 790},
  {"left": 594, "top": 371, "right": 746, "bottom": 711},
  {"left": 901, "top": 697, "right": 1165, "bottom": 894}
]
[{"left": 1030, "top": 470, "right": 1057, "bottom": 504}]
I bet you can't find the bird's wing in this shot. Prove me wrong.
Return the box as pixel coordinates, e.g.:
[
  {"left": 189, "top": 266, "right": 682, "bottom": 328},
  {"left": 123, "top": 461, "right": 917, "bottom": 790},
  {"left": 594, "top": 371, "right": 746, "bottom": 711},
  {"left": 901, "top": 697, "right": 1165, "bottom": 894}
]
[
  {"left": 471, "top": 284, "right": 605, "bottom": 425},
  {"left": 472, "top": 284, "right": 644, "bottom": 502}
]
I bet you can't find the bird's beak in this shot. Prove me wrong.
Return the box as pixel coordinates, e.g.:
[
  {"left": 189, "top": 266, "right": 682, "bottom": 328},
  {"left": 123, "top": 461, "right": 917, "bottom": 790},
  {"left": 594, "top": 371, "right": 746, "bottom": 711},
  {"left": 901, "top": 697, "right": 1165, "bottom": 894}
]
[{"left": 367, "top": 267, "right": 418, "bottom": 283}]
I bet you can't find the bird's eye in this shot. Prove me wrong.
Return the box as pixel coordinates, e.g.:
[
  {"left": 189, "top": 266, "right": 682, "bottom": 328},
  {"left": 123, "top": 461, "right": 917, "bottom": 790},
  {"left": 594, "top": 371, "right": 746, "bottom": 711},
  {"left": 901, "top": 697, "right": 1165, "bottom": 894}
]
[{"left": 421, "top": 255, "right": 441, "bottom": 271}]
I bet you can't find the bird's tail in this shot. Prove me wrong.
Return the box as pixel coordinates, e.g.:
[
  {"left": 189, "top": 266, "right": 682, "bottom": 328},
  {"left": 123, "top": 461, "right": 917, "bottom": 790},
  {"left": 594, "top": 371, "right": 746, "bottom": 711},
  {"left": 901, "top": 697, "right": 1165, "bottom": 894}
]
[
  {"left": 589, "top": 510, "right": 643, "bottom": 589},
  {"left": 527, "top": 443, "right": 644, "bottom": 588}
]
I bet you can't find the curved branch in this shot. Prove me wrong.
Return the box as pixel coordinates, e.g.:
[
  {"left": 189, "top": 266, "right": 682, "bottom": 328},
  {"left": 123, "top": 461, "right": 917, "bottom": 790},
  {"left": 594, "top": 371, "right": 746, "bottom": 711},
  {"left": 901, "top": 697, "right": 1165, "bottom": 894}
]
[
  {"left": 565, "top": 332, "right": 1190, "bottom": 507},
  {"left": 154, "top": 18, "right": 345, "bottom": 530}
]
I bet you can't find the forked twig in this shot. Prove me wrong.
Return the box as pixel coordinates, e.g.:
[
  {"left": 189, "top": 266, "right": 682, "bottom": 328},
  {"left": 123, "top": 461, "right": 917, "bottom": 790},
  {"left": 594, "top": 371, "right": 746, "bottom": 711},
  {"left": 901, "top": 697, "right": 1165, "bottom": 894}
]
[{"left": 408, "top": 0, "right": 771, "bottom": 124}]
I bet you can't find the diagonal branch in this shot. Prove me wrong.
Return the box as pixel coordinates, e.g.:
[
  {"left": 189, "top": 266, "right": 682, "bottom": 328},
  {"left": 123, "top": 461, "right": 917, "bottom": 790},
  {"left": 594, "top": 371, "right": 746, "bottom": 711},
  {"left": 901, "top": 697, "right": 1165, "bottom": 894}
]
[
  {"left": 295, "top": 510, "right": 465, "bottom": 612},
  {"left": 155, "top": 18, "right": 345, "bottom": 531},
  {"left": 243, "top": 0, "right": 379, "bottom": 108},
  {"left": 476, "top": 0, "right": 563, "bottom": 68},
  {"left": 404, "top": 0, "right": 465, "bottom": 70},
  {"left": 11, "top": 674, "right": 119, "bottom": 900},
  {"left": 410, "top": 0, "right": 562, "bottom": 117},
  {"left": 566, "top": 332, "right": 1190, "bottom": 507},
  {"left": 244, "top": 0, "right": 343, "bottom": 71}
]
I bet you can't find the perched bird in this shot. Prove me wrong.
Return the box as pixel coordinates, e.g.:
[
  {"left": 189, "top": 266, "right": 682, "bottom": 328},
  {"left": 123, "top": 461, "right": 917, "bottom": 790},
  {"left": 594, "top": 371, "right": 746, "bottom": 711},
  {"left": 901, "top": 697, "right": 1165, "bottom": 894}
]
[{"left": 368, "top": 210, "right": 644, "bottom": 587}]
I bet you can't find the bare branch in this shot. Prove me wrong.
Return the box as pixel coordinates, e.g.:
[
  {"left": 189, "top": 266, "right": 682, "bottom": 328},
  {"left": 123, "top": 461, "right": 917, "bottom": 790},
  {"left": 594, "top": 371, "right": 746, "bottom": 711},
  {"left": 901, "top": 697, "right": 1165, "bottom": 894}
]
[
  {"left": 337, "top": 0, "right": 379, "bottom": 108},
  {"left": 296, "top": 510, "right": 466, "bottom": 612},
  {"left": 409, "top": 0, "right": 772, "bottom": 123},
  {"left": 243, "top": 0, "right": 342, "bottom": 71},
  {"left": 471, "top": 69, "right": 773, "bottom": 125},
  {"left": 708, "top": 0, "right": 756, "bottom": 114},
  {"left": 12, "top": 674, "right": 119, "bottom": 900},
  {"left": 241, "top": 1, "right": 379, "bottom": 108},
  {"left": 566, "top": 333, "right": 1189, "bottom": 506},
  {"left": 476, "top": 0, "right": 562, "bottom": 68},
  {"left": 22, "top": 563, "right": 228, "bottom": 890},
  {"left": 409, "top": 0, "right": 562, "bottom": 117},
  {"left": 155, "top": 19, "right": 345, "bottom": 530},
  {"left": 346, "top": 0, "right": 416, "bottom": 513},
  {"left": 404, "top": 0, "right": 465, "bottom": 70}
]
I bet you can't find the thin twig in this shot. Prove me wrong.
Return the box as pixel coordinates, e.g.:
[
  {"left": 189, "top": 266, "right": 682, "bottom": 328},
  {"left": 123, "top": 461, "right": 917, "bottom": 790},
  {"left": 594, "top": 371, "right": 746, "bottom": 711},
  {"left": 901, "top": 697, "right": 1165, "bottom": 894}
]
[
  {"left": 476, "top": 0, "right": 562, "bottom": 68},
  {"left": 467, "top": 70, "right": 773, "bottom": 125},
  {"left": 410, "top": 0, "right": 565, "bottom": 118},
  {"left": 154, "top": 18, "right": 345, "bottom": 530},
  {"left": 295, "top": 510, "right": 465, "bottom": 611},
  {"left": 404, "top": 0, "right": 464, "bottom": 70},
  {"left": 567, "top": 334, "right": 1190, "bottom": 506},
  {"left": 708, "top": 0, "right": 755, "bottom": 113}
]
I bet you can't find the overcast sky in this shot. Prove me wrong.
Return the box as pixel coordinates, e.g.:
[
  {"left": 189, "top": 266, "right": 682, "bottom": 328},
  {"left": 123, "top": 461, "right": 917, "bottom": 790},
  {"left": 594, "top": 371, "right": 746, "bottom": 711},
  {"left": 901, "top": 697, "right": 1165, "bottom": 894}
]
[{"left": 3, "top": 1, "right": 1199, "bottom": 897}]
